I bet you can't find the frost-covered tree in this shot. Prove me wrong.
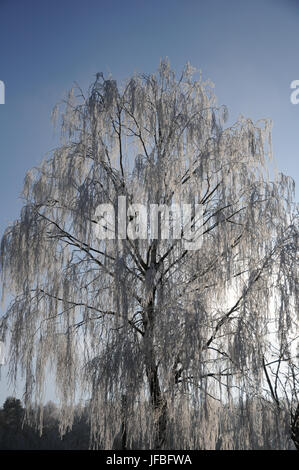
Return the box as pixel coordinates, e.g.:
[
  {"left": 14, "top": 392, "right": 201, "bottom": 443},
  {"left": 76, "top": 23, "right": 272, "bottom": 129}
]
[{"left": 0, "top": 61, "right": 298, "bottom": 449}]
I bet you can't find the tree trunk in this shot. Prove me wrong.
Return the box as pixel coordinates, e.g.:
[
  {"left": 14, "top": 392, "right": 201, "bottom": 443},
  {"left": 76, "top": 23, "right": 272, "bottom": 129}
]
[
  {"left": 143, "top": 245, "right": 168, "bottom": 449},
  {"left": 112, "top": 394, "right": 128, "bottom": 450},
  {"left": 145, "top": 361, "right": 168, "bottom": 449},
  {"left": 143, "top": 298, "right": 168, "bottom": 449},
  {"left": 121, "top": 394, "right": 127, "bottom": 450},
  {"left": 291, "top": 403, "right": 299, "bottom": 450}
]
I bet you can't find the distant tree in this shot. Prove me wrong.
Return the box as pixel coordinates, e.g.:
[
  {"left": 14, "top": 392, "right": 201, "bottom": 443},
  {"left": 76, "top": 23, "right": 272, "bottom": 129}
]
[
  {"left": 0, "top": 60, "right": 297, "bottom": 449},
  {"left": 0, "top": 397, "right": 90, "bottom": 449},
  {"left": 0, "top": 397, "right": 25, "bottom": 449},
  {"left": 2, "top": 397, "right": 23, "bottom": 428}
]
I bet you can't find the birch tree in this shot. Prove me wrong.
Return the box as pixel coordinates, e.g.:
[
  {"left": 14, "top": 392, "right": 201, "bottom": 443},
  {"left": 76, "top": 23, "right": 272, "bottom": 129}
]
[{"left": 0, "top": 60, "right": 298, "bottom": 449}]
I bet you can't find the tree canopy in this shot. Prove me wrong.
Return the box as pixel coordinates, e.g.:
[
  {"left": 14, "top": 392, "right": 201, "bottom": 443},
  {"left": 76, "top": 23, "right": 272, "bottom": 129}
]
[{"left": 0, "top": 60, "right": 298, "bottom": 449}]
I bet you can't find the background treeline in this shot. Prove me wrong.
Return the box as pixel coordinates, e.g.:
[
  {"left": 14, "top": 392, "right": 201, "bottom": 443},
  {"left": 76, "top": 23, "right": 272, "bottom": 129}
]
[
  {"left": 0, "top": 396, "right": 296, "bottom": 449},
  {"left": 0, "top": 397, "right": 90, "bottom": 450}
]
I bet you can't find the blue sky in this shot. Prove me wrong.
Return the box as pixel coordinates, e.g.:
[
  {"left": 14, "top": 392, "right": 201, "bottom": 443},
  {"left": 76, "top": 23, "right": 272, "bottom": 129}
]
[{"left": 0, "top": 0, "right": 298, "bottom": 403}]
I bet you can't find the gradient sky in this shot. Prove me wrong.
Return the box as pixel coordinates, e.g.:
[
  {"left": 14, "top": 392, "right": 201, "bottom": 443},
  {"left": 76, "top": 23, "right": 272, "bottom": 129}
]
[{"left": 0, "top": 0, "right": 298, "bottom": 404}]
